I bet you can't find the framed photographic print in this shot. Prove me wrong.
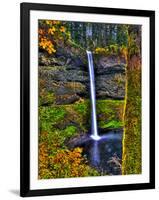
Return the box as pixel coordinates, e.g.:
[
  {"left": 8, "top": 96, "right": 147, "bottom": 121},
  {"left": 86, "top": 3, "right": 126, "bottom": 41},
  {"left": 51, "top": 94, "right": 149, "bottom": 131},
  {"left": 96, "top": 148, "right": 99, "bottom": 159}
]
[{"left": 20, "top": 2, "right": 155, "bottom": 197}]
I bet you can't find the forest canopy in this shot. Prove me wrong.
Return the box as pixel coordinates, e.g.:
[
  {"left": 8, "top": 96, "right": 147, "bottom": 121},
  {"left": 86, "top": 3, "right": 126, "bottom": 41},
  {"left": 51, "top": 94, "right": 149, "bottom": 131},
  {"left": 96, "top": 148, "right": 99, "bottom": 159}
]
[{"left": 38, "top": 20, "right": 129, "bottom": 55}]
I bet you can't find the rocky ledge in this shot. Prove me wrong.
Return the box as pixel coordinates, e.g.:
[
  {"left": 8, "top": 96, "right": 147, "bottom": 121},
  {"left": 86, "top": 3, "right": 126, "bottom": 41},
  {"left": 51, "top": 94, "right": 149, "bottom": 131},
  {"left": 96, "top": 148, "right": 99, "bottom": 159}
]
[{"left": 39, "top": 52, "right": 126, "bottom": 105}]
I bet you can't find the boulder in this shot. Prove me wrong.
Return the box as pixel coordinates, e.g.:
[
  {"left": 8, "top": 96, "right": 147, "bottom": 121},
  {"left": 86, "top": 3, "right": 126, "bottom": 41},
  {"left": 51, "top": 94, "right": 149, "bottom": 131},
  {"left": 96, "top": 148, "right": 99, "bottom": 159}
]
[{"left": 55, "top": 94, "right": 80, "bottom": 105}]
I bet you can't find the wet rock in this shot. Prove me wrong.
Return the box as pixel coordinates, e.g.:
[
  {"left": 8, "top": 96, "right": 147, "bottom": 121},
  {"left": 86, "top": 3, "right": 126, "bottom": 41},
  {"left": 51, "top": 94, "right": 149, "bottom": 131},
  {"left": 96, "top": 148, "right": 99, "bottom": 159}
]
[
  {"left": 96, "top": 65, "right": 125, "bottom": 75},
  {"left": 39, "top": 53, "right": 66, "bottom": 66},
  {"left": 39, "top": 67, "right": 88, "bottom": 104},
  {"left": 39, "top": 52, "right": 126, "bottom": 102},
  {"left": 96, "top": 73, "right": 125, "bottom": 99},
  {"left": 55, "top": 94, "right": 80, "bottom": 105},
  {"left": 94, "top": 55, "right": 126, "bottom": 69},
  {"left": 39, "top": 66, "right": 88, "bottom": 83},
  {"left": 66, "top": 133, "right": 91, "bottom": 149}
]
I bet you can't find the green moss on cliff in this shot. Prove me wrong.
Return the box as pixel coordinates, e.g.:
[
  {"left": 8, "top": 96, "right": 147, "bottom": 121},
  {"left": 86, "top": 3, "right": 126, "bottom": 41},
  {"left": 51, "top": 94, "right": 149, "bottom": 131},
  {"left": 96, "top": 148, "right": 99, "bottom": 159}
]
[
  {"left": 97, "top": 100, "right": 124, "bottom": 129},
  {"left": 39, "top": 99, "right": 124, "bottom": 134},
  {"left": 122, "top": 69, "right": 141, "bottom": 175}
]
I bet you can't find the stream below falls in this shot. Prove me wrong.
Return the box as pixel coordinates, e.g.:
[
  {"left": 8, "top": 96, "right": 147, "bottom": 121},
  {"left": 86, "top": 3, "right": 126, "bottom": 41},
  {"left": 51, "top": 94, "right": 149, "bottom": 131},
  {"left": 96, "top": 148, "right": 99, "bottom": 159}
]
[{"left": 79, "top": 129, "right": 123, "bottom": 175}]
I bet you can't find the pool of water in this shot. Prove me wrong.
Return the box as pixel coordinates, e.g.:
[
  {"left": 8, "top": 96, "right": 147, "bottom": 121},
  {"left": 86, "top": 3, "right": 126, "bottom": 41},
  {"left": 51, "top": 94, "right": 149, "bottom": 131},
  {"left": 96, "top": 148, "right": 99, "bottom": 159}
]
[{"left": 80, "top": 129, "right": 123, "bottom": 175}]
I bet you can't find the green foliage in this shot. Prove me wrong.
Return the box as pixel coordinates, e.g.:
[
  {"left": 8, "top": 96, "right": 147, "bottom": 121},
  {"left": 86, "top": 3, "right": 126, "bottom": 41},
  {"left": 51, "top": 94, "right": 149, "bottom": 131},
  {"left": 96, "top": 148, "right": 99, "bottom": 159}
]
[
  {"left": 66, "top": 22, "right": 128, "bottom": 49},
  {"left": 74, "top": 100, "right": 90, "bottom": 115},
  {"left": 108, "top": 44, "right": 119, "bottom": 54},
  {"left": 94, "top": 47, "right": 109, "bottom": 55},
  {"left": 94, "top": 44, "right": 127, "bottom": 57},
  {"left": 39, "top": 106, "right": 66, "bottom": 132},
  {"left": 67, "top": 39, "right": 85, "bottom": 51},
  {"left": 129, "top": 45, "right": 140, "bottom": 58},
  {"left": 116, "top": 25, "right": 128, "bottom": 46},
  {"left": 99, "top": 120, "right": 123, "bottom": 129},
  {"left": 96, "top": 100, "right": 124, "bottom": 129},
  {"left": 128, "top": 31, "right": 140, "bottom": 58},
  {"left": 39, "top": 91, "right": 55, "bottom": 106},
  {"left": 63, "top": 125, "right": 77, "bottom": 138}
]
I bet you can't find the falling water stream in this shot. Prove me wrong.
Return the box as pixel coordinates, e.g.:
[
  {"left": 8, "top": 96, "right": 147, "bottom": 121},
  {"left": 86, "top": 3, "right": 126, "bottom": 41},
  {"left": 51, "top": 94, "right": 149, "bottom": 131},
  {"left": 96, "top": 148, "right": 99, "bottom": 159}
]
[
  {"left": 85, "top": 51, "right": 123, "bottom": 174},
  {"left": 87, "top": 50, "right": 100, "bottom": 140}
]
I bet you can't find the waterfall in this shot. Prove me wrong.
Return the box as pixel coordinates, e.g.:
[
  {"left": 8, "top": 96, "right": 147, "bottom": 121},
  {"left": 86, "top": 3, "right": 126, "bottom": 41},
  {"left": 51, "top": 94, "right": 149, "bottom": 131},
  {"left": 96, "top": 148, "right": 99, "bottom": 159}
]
[{"left": 86, "top": 50, "right": 100, "bottom": 140}]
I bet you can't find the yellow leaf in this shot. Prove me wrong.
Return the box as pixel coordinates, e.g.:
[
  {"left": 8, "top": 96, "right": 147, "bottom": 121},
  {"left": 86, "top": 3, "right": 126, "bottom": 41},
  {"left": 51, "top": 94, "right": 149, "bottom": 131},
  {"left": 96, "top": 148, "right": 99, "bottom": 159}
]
[{"left": 60, "top": 26, "right": 66, "bottom": 33}]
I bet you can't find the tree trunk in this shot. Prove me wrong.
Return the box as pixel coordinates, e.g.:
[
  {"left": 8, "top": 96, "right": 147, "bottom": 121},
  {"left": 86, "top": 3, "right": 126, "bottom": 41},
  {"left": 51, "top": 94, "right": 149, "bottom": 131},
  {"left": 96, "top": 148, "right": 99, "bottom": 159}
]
[{"left": 122, "top": 25, "right": 142, "bottom": 175}]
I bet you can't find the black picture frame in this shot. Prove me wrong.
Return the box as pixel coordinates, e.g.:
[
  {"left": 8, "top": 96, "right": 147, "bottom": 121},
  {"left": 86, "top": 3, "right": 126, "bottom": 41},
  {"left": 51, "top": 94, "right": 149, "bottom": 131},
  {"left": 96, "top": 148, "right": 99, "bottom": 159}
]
[{"left": 20, "top": 2, "right": 155, "bottom": 197}]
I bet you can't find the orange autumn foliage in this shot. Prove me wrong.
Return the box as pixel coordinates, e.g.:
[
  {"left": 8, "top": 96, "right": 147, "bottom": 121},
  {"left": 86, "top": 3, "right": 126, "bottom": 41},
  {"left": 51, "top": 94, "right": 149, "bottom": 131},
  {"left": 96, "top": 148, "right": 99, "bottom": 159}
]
[
  {"left": 39, "top": 141, "right": 99, "bottom": 179},
  {"left": 49, "top": 148, "right": 86, "bottom": 178},
  {"left": 38, "top": 20, "right": 70, "bottom": 55},
  {"left": 38, "top": 141, "right": 51, "bottom": 179}
]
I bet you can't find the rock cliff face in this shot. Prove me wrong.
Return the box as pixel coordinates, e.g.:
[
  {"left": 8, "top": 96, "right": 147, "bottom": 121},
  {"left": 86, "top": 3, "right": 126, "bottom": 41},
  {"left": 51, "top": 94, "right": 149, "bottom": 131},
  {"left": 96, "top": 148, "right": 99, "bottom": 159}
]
[{"left": 39, "top": 50, "right": 126, "bottom": 105}]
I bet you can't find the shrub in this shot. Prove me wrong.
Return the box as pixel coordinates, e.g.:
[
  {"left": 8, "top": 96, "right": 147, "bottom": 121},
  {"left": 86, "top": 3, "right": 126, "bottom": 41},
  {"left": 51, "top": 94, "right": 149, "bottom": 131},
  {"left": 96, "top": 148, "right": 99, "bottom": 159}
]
[
  {"left": 63, "top": 125, "right": 77, "bottom": 138},
  {"left": 39, "top": 106, "right": 66, "bottom": 132},
  {"left": 39, "top": 147, "right": 99, "bottom": 179}
]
